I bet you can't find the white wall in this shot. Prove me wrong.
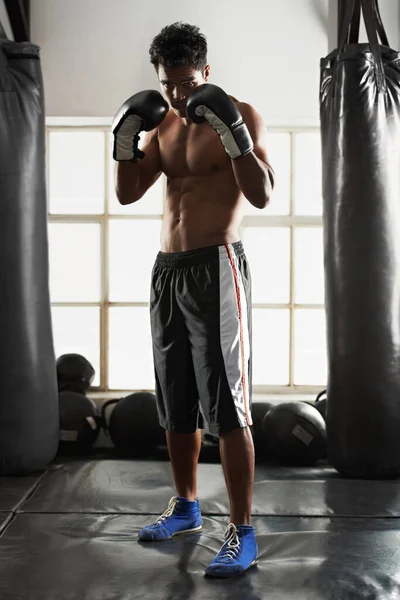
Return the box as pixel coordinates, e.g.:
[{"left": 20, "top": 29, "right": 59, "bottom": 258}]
[
  {"left": 0, "top": 0, "right": 13, "bottom": 39},
  {"left": 31, "top": 0, "right": 399, "bottom": 123},
  {"left": 358, "top": 0, "right": 398, "bottom": 46}
]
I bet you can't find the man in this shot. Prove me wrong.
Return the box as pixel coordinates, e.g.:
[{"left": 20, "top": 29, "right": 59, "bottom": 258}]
[{"left": 113, "top": 22, "right": 274, "bottom": 578}]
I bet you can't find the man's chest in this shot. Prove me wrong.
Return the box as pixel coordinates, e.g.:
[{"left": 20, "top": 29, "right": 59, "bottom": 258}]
[{"left": 158, "top": 120, "right": 230, "bottom": 177}]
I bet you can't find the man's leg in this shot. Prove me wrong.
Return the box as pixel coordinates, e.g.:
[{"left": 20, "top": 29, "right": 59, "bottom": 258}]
[
  {"left": 138, "top": 251, "right": 204, "bottom": 542},
  {"left": 179, "top": 242, "right": 257, "bottom": 576},
  {"left": 166, "top": 429, "right": 202, "bottom": 501},
  {"left": 219, "top": 426, "right": 255, "bottom": 525}
]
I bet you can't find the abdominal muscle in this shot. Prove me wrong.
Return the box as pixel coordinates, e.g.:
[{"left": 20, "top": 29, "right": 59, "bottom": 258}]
[{"left": 160, "top": 170, "right": 244, "bottom": 253}]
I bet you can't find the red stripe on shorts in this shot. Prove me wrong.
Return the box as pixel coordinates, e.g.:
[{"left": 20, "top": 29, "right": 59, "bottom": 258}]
[{"left": 224, "top": 244, "right": 251, "bottom": 426}]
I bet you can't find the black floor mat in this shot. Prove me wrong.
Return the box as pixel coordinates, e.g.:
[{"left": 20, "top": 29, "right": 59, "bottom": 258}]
[
  {"left": 3, "top": 458, "right": 400, "bottom": 599},
  {"left": 20, "top": 459, "right": 400, "bottom": 518},
  {"left": 0, "top": 513, "right": 12, "bottom": 536},
  {"left": 0, "top": 512, "right": 399, "bottom": 600},
  {"left": 0, "top": 471, "right": 45, "bottom": 512}
]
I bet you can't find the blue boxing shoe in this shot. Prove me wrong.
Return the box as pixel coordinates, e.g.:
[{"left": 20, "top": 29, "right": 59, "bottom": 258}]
[
  {"left": 205, "top": 523, "right": 258, "bottom": 578},
  {"left": 138, "top": 496, "right": 202, "bottom": 541}
]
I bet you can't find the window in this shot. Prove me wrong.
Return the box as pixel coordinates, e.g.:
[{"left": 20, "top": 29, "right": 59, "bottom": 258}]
[
  {"left": 240, "top": 130, "right": 326, "bottom": 391},
  {"left": 47, "top": 125, "right": 326, "bottom": 393}
]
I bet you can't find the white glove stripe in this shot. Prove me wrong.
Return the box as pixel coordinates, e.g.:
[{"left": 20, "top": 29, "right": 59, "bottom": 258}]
[
  {"left": 117, "top": 114, "right": 142, "bottom": 136},
  {"left": 116, "top": 135, "right": 135, "bottom": 160},
  {"left": 195, "top": 105, "right": 241, "bottom": 160},
  {"left": 114, "top": 114, "right": 143, "bottom": 160}
]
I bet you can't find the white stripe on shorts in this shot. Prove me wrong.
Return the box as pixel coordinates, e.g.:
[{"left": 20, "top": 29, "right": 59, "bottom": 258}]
[{"left": 218, "top": 244, "right": 252, "bottom": 428}]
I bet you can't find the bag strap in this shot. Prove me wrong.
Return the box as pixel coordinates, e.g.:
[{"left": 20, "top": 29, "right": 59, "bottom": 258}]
[
  {"left": 0, "top": 20, "right": 13, "bottom": 92},
  {"left": 348, "top": 0, "right": 361, "bottom": 44},
  {"left": 347, "top": 0, "right": 389, "bottom": 46},
  {"left": 373, "top": 0, "right": 389, "bottom": 46},
  {"left": 361, "top": 0, "right": 386, "bottom": 92},
  {"left": 338, "top": 0, "right": 357, "bottom": 53},
  {"left": 0, "top": 20, "right": 8, "bottom": 40},
  {"left": 337, "top": 0, "right": 386, "bottom": 93}
]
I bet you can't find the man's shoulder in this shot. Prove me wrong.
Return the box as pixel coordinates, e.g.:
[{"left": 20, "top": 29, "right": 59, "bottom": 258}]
[{"left": 228, "top": 96, "right": 258, "bottom": 116}]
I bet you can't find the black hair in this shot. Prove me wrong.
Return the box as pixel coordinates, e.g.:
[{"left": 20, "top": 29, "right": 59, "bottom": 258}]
[{"left": 149, "top": 22, "right": 208, "bottom": 72}]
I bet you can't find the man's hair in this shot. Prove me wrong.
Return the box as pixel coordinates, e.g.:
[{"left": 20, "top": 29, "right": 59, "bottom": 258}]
[{"left": 149, "top": 22, "right": 208, "bottom": 72}]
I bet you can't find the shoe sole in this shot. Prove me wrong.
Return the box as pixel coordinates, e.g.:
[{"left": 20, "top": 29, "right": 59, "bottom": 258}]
[
  {"left": 171, "top": 525, "right": 203, "bottom": 538},
  {"left": 204, "top": 559, "right": 258, "bottom": 578},
  {"left": 138, "top": 524, "right": 203, "bottom": 542}
]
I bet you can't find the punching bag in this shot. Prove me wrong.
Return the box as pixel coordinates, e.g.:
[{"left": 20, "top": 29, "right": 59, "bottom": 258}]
[
  {"left": 0, "top": 26, "right": 58, "bottom": 473},
  {"left": 320, "top": 0, "right": 400, "bottom": 477}
]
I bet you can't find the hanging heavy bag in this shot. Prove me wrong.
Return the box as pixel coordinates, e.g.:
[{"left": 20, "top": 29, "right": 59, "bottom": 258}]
[
  {"left": 0, "top": 25, "right": 58, "bottom": 474},
  {"left": 320, "top": 0, "right": 400, "bottom": 477}
]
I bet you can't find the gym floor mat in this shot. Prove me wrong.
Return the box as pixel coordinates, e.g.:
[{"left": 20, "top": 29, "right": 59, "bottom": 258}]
[
  {"left": 2, "top": 458, "right": 400, "bottom": 598},
  {"left": 0, "top": 511, "right": 399, "bottom": 600},
  {"left": 0, "top": 471, "right": 46, "bottom": 512},
  {"left": 20, "top": 459, "right": 400, "bottom": 518}
]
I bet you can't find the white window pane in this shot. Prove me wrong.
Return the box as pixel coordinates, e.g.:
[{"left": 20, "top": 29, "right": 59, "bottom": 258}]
[
  {"left": 295, "top": 228, "right": 324, "bottom": 305},
  {"left": 49, "top": 223, "right": 101, "bottom": 303},
  {"left": 294, "top": 132, "right": 322, "bottom": 216},
  {"left": 51, "top": 307, "right": 100, "bottom": 387},
  {"left": 109, "top": 307, "right": 154, "bottom": 390},
  {"left": 242, "top": 227, "right": 290, "bottom": 304},
  {"left": 108, "top": 148, "right": 164, "bottom": 215},
  {"left": 253, "top": 309, "right": 290, "bottom": 385},
  {"left": 49, "top": 131, "right": 105, "bottom": 215},
  {"left": 109, "top": 219, "right": 161, "bottom": 302},
  {"left": 294, "top": 309, "right": 327, "bottom": 385},
  {"left": 243, "top": 133, "right": 291, "bottom": 216}
]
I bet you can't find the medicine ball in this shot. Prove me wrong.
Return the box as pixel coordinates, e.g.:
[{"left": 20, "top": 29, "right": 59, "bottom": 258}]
[
  {"left": 58, "top": 391, "right": 100, "bottom": 454},
  {"left": 102, "top": 392, "right": 165, "bottom": 458},
  {"left": 251, "top": 401, "right": 275, "bottom": 461},
  {"left": 303, "top": 390, "right": 327, "bottom": 420},
  {"left": 56, "top": 353, "right": 95, "bottom": 394},
  {"left": 314, "top": 390, "right": 327, "bottom": 420},
  {"left": 262, "top": 401, "right": 327, "bottom": 466}
]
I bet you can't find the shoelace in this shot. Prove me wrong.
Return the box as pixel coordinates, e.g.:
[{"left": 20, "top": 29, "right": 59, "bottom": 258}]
[
  {"left": 217, "top": 523, "right": 241, "bottom": 561},
  {"left": 155, "top": 497, "right": 178, "bottom": 525}
]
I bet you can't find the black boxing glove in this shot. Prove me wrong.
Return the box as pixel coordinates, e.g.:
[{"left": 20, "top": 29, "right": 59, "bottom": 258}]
[
  {"left": 186, "top": 84, "right": 254, "bottom": 160},
  {"left": 112, "top": 90, "right": 169, "bottom": 161}
]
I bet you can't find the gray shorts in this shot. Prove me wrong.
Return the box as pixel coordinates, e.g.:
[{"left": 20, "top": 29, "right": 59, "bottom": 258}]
[{"left": 150, "top": 241, "right": 253, "bottom": 435}]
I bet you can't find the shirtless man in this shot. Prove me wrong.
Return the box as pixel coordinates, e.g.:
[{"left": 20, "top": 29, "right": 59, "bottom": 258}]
[{"left": 113, "top": 22, "right": 274, "bottom": 578}]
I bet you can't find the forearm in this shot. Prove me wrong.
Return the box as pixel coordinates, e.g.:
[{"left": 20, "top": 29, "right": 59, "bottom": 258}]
[
  {"left": 231, "top": 152, "right": 273, "bottom": 209},
  {"left": 114, "top": 161, "right": 141, "bottom": 205}
]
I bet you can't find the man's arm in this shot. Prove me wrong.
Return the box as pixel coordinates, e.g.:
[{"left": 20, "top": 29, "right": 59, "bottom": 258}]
[
  {"left": 231, "top": 102, "right": 275, "bottom": 210},
  {"left": 186, "top": 85, "right": 274, "bottom": 210},
  {"left": 114, "top": 128, "right": 163, "bottom": 205}
]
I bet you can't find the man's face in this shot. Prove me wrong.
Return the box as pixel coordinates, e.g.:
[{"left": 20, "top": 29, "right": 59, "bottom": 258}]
[{"left": 158, "top": 63, "right": 210, "bottom": 118}]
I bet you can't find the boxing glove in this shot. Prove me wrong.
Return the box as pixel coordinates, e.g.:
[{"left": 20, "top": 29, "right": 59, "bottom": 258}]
[
  {"left": 112, "top": 90, "right": 169, "bottom": 161},
  {"left": 186, "top": 84, "right": 253, "bottom": 160}
]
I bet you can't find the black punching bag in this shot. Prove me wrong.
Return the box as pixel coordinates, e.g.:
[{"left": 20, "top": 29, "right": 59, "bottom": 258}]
[
  {"left": 0, "top": 27, "right": 58, "bottom": 473},
  {"left": 320, "top": 0, "right": 400, "bottom": 477}
]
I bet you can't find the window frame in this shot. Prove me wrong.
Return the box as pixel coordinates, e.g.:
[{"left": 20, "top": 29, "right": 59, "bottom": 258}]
[{"left": 46, "top": 119, "right": 325, "bottom": 395}]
